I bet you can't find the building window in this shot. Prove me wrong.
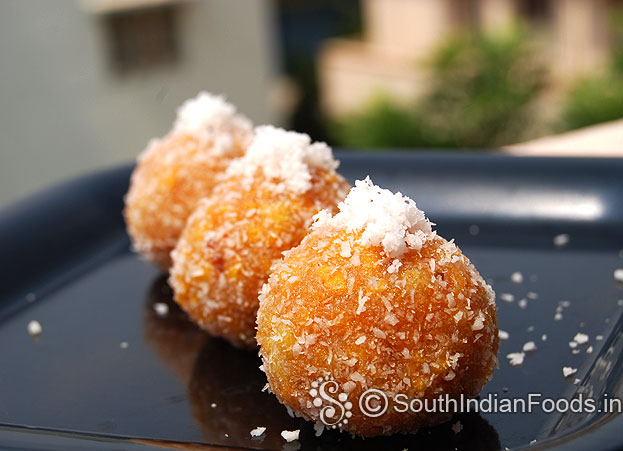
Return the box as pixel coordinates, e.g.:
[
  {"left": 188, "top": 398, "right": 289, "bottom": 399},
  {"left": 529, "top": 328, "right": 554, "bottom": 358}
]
[{"left": 103, "top": 5, "right": 179, "bottom": 73}]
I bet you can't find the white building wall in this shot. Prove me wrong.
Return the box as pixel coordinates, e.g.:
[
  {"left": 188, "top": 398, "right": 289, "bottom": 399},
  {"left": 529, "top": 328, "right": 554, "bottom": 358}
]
[{"left": 0, "top": 0, "right": 279, "bottom": 208}]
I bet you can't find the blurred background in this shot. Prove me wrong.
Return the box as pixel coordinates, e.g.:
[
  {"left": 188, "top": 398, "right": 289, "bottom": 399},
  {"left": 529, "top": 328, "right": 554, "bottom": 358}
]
[{"left": 0, "top": 0, "right": 621, "bottom": 208}]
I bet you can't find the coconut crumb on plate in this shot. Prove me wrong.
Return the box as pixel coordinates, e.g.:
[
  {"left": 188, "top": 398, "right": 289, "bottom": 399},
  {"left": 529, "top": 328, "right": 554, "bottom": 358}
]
[
  {"left": 553, "top": 234, "right": 570, "bottom": 247},
  {"left": 507, "top": 352, "right": 525, "bottom": 366},
  {"left": 281, "top": 429, "right": 300, "bottom": 442},
  {"left": 562, "top": 367, "right": 577, "bottom": 378},
  {"left": 522, "top": 341, "right": 537, "bottom": 352},
  {"left": 614, "top": 268, "right": 623, "bottom": 283},
  {"left": 510, "top": 272, "right": 523, "bottom": 284},
  {"left": 250, "top": 426, "right": 266, "bottom": 437},
  {"left": 573, "top": 333, "right": 589, "bottom": 345},
  {"left": 499, "top": 293, "right": 514, "bottom": 303},
  {"left": 498, "top": 330, "right": 510, "bottom": 340},
  {"left": 153, "top": 302, "right": 169, "bottom": 317},
  {"left": 27, "top": 320, "right": 42, "bottom": 337}
]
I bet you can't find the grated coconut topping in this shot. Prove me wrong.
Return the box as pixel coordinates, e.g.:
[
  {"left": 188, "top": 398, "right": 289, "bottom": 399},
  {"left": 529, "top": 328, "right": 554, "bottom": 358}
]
[
  {"left": 312, "top": 177, "right": 433, "bottom": 258},
  {"left": 226, "top": 125, "right": 338, "bottom": 194},
  {"left": 173, "top": 91, "right": 252, "bottom": 137}
]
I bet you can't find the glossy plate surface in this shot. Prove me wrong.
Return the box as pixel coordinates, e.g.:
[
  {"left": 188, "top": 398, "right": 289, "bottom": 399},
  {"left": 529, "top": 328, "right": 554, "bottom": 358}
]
[{"left": 0, "top": 153, "right": 622, "bottom": 450}]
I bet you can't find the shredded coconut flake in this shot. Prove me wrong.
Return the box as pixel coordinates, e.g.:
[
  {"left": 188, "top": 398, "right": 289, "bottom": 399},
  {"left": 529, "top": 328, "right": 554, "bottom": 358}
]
[
  {"left": 499, "top": 330, "right": 510, "bottom": 340},
  {"left": 356, "top": 289, "right": 368, "bottom": 315},
  {"left": 27, "top": 320, "right": 42, "bottom": 337},
  {"left": 510, "top": 271, "right": 524, "bottom": 284},
  {"left": 562, "top": 366, "right": 577, "bottom": 377},
  {"left": 500, "top": 293, "right": 515, "bottom": 303},
  {"left": 387, "top": 259, "right": 402, "bottom": 274},
  {"left": 614, "top": 268, "right": 623, "bottom": 283},
  {"left": 281, "top": 429, "right": 300, "bottom": 442},
  {"left": 553, "top": 233, "right": 570, "bottom": 247},
  {"left": 153, "top": 302, "right": 169, "bottom": 317},
  {"left": 250, "top": 426, "right": 266, "bottom": 437},
  {"left": 573, "top": 333, "right": 589, "bottom": 345},
  {"left": 372, "top": 328, "right": 387, "bottom": 339},
  {"left": 522, "top": 341, "right": 537, "bottom": 352},
  {"left": 507, "top": 352, "right": 525, "bottom": 366},
  {"left": 472, "top": 312, "right": 485, "bottom": 330},
  {"left": 312, "top": 177, "right": 432, "bottom": 258},
  {"left": 227, "top": 125, "right": 337, "bottom": 194}
]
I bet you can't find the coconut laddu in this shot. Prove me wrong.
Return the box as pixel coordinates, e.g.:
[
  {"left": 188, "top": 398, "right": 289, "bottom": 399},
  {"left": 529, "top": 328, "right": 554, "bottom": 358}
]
[
  {"left": 257, "top": 177, "right": 498, "bottom": 436},
  {"left": 170, "top": 126, "right": 350, "bottom": 348},
  {"left": 124, "top": 92, "right": 252, "bottom": 269}
]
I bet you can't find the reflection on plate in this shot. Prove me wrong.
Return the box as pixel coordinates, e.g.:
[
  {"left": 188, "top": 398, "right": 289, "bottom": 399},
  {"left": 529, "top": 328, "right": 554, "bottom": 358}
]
[{"left": 145, "top": 276, "right": 500, "bottom": 450}]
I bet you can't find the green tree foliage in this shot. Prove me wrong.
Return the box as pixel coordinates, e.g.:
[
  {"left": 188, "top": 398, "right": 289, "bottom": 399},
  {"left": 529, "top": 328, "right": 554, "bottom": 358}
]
[
  {"left": 559, "top": 9, "right": 623, "bottom": 130},
  {"left": 330, "top": 95, "right": 422, "bottom": 149},
  {"left": 333, "top": 28, "right": 548, "bottom": 149}
]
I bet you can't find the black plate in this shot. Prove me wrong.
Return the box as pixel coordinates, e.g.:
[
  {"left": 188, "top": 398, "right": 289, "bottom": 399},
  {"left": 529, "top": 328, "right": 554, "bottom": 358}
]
[{"left": 1, "top": 152, "right": 622, "bottom": 451}]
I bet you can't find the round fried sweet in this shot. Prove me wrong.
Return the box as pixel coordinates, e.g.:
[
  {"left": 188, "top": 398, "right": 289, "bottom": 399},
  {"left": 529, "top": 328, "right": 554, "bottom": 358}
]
[
  {"left": 257, "top": 178, "right": 498, "bottom": 437},
  {"left": 124, "top": 92, "right": 252, "bottom": 269},
  {"left": 170, "top": 126, "right": 351, "bottom": 349}
]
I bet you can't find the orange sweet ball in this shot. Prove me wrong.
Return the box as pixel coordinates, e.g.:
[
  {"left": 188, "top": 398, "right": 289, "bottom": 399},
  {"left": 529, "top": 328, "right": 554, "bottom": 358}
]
[
  {"left": 170, "top": 126, "right": 351, "bottom": 349},
  {"left": 124, "top": 92, "right": 252, "bottom": 269},
  {"left": 256, "top": 178, "right": 498, "bottom": 437}
]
